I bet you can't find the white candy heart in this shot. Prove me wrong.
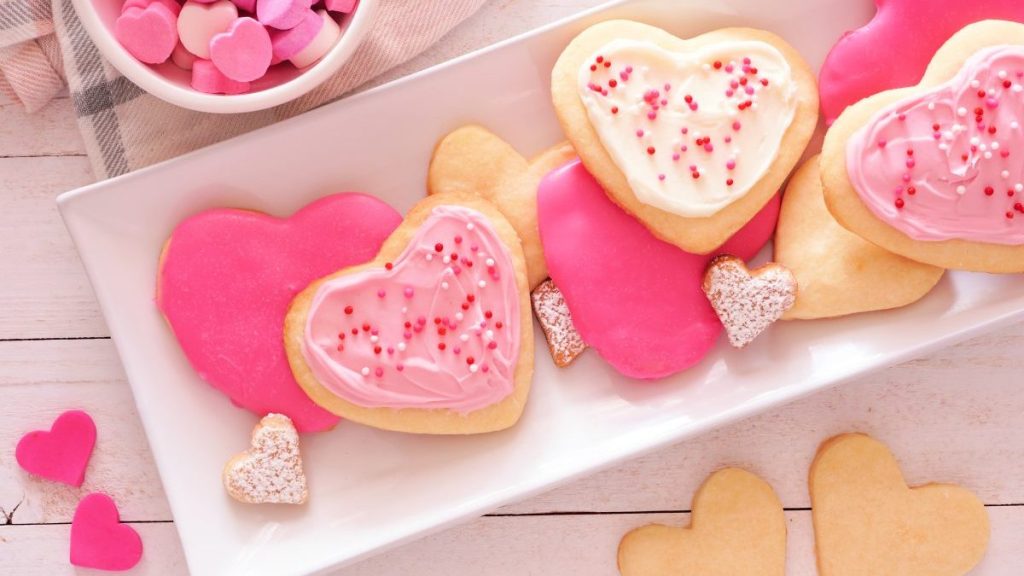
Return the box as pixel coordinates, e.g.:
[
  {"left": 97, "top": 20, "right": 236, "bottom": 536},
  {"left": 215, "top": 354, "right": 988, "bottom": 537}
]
[
  {"left": 223, "top": 413, "right": 308, "bottom": 505},
  {"left": 177, "top": 0, "right": 238, "bottom": 59}
]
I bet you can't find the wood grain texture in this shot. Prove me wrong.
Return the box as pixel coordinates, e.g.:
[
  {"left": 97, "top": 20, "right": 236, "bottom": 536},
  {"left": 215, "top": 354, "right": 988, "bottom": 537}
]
[{"left": 0, "top": 95, "right": 85, "bottom": 158}]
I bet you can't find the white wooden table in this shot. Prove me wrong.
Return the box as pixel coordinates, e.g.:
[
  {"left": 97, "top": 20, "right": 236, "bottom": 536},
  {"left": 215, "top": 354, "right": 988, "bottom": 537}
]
[{"left": 2, "top": 1, "right": 1023, "bottom": 573}]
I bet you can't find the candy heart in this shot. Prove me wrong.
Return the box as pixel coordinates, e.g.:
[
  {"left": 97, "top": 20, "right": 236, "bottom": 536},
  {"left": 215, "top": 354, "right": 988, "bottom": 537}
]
[
  {"left": 121, "top": 0, "right": 181, "bottom": 17},
  {"left": 284, "top": 195, "right": 533, "bottom": 435},
  {"left": 177, "top": 0, "right": 238, "bottom": 60},
  {"left": 15, "top": 410, "right": 96, "bottom": 487},
  {"left": 618, "top": 468, "right": 786, "bottom": 576},
  {"left": 537, "top": 160, "right": 779, "bottom": 379},
  {"left": 820, "top": 0, "right": 1024, "bottom": 125},
  {"left": 223, "top": 413, "right": 307, "bottom": 504},
  {"left": 269, "top": 8, "right": 323, "bottom": 64},
  {"left": 114, "top": 3, "right": 178, "bottom": 64},
  {"left": 70, "top": 493, "right": 143, "bottom": 571},
  {"left": 230, "top": 0, "right": 256, "bottom": 12},
  {"left": 323, "top": 0, "right": 355, "bottom": 14},
  {"left": 811, "top": 434, "right": 989, "bottom": 576},
  {"left": 156, "top": 193, "right": 401, "bottom": 433},
  {"left": 210, "top": 17, "right": 272, "bottom": 82},
  {"left": 289, "top": 9, "right": 339, "bottom": 69},
  {"left": 702, "top": 256, "right": 796, "bottom": 348},
  {"left": 551, "top": 20, "right": 817, "bottom": 253},
  {"left": 257, "top": 0, "right": 311, "bottom": 30},
  {"left": 191, "top": 59, "right": 250, "bottom": 93},
  {"left": 822, "top": 21, "right": 1024, "bottom": 273},
  {"left": 776, "top": 156, "right": 943, "bottom": 319},
  {"left": 171, "top": 41, "right": 196, "bottom": 70}
]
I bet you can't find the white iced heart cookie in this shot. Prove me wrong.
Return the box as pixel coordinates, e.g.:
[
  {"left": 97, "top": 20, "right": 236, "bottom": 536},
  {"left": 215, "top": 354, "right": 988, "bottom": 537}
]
[
  {"left": 223, "top": 413, "right": 308, "bottom": 505},
  {"left": 702, "top": 256, "right": 797, "bottom": 348}
]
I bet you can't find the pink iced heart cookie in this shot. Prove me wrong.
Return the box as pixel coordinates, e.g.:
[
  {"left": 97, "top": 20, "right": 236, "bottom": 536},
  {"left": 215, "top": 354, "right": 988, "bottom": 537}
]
[
  {"left": 177, "top": 0, "right": 238, "bottom": 59},
  {"left": 257, "top": 0, "right": 311, "bottom": 30},
  {"left": 210, "top": 17, "right": 272, "bottom": 82},
  {"left": 538, "top": 160, "right": 779, "bottom": 379},
  {"left": 284, "top": 195, "right": 533, "bottom": 435},
  {"left": 71, "top": 493, "right": 143, "bottom": 571},
  {"left": 15, "top": 410, "right": 96, "bottom": 487},
  {"left": 819, "top": 0, "right": 1024, "bottom": 125},
  {"left": 114, "top": 2, "right": 178, "bottom": 64},
  {"left": 156, "top": 194, "right": 401, "bottom": 433}
]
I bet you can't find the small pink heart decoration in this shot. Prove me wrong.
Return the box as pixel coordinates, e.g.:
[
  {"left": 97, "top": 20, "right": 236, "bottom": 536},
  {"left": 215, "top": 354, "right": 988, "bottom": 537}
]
[
  {"left": 70, "top": 493, "right": 143, "bottom": 571},
  {"left": 15, "top": 410, "right": 96, "bottom": 487},
  {"left": 114, "top": 3, "right": 178, "bottom": 64},
  {"left": 210, "top": 17, "right": 273, "bottom": 82}
]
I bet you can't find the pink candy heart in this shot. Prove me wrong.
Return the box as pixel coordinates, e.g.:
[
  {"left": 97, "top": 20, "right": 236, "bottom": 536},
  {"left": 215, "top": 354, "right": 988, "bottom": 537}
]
[
  {"left": 538, "top": 160, "right": 779, "bottom": 379},
  {"left": 270, "top": 7, "right": 323, "bottom": 63},
  {"left": 323, "top": 0, "right": 355, "bottom": 13},
  {"left": 15, "top": 410, "right": 96, "bottom": 487},
  {"left": 210, "top": 17, "right": 272, "bottom": 82},
  {"left": 177, "top": 0, "right": 238, "bottom": 60},
  {"left": 258, "top": 0, "right": 312, "bottom": 30},
  {"left": 290, "top": 9, "right": 339, "bottom": 69},
  {"left": 121, "top": 0, "right": 181, "bottom": 16},
  {"left": 191, "top": 59, "right": 249, "bottom": 93},
  {"left": 70, "top": 493, "right": 143, "bottom": 571},
  {"left": 114, "top": 2, "right": 178, "bottom": 64}
]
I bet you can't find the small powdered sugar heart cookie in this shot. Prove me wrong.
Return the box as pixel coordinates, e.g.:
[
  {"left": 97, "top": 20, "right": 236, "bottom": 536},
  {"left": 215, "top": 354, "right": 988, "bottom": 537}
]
[
  {"left": 551, "top": 20, "right": 817, "bottom": 254},
  {"left": 822, "top": 20, "right": 1024, "bottom": 272},
  {"left": 284, "top": 194, "right": 533, "bottom": 435},
  {"left": 530, "top": 280, "right": 587, "bottom": 367},
  {"left": 702, "top": 256, "right": 796, "bottom": 348},
  {"left": 223, "top": 413, "right": 308, "bottom": 505}
]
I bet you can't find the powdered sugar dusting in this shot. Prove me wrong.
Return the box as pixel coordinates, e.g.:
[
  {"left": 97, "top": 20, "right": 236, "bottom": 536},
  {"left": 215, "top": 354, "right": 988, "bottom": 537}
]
[
  {"left": 703, "top": 256, "right": 796, "bottom": 348},
  {"left": 531, "top": 280, "right": 587, "bottom": 367},
  {"left": 224, "top": 413, "right": 308, "bottom": 505}
]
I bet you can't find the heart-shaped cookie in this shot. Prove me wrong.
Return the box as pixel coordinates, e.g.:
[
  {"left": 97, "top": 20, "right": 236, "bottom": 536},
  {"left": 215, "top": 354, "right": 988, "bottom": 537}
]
[
  {"left": 702, "top": 256, "right": 796, "bottom": 348},
  {"left": 70, "top": 493, "right": 144, "bottom": 571},
  {"left": 538, "top": 160, "right": 779, "bottom": 378},
  {"left": 15, "top": 410, "right": 96, "bottom": 487},
  {"left": 822, "top": 20, "right": 1024, "bottom": 272},
  {"left": 285, "top": 194, "right": 533, "bottom": 435},
  {"left": 551, "top": 20, "right": 817, "bottom": 254},
  {"left": 428, "top": 125, "right": 576, "bottom": 289},
  {"left": 811, "top": 434, "right": 990, "bottom": 576},
  {"left": 618, "top": 468, "right": 785, "bottom": 576},
  {"left": 776, "top": 156, "right": 944, "bottom": 319},
  {"left": 819, "top": 0, "right": 1024, "bottom": 124},
  {"left": 223, "top": 413, "right": 307, "bottom": 505},
  {"left": 157, "top": 193, "right": 401, "bottom": 433}
]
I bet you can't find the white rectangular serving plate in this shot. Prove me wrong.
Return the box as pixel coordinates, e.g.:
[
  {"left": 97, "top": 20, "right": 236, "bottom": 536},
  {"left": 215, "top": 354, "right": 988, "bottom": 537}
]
[{"left": 58, "top": 0, "right": 1024, "bottom": 574}]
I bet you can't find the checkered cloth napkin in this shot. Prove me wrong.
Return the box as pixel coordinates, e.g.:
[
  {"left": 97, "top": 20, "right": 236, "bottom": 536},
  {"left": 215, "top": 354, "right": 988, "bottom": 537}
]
[{"left": 0, "top": 0, "right": 487, "bottom": 179}]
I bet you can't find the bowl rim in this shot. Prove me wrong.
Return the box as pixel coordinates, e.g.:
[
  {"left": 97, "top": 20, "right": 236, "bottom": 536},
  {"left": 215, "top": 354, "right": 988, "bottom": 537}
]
[{"left": 70, "top": 0, "right": 378, "bottom": 114}]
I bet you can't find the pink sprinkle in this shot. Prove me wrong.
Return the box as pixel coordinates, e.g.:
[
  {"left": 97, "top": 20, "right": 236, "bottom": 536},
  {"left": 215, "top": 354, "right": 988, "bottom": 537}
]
[
  {"left": 986, "top": 97, "right": 999, "bottom": 108},
  {"left": 681, "top": 145, "right": 688, "bottom": 152},
  {"left": 387, "top": 347, "right": 394, "bottom": 354},
  {"left": 726, "top": 160, "right": 736, "bottom": 170},
  {"left": 902, "top": 173, "right": 912, "bottom": 182},
  {"left": 732, "top": 121, "right": 741, "bottom": 131},
  {"left": 470, "top": 245, "right": 478, "bottom": 252},
  {"left": 417, "top": 316, "right": 426, "bottom": 324},
  {"left": 672, "top": 153, "right": 680, "bottom": 161},
  {"left": 725, "top": 90, "right": 734, "bottom": 97},
  {"left": 404, "top": 331, "right": 412, "bottom": 339},
  {"left": 481, "top": 365, "right": 489, "bottom": 373},
  {"left": 689, "top": 164, "right": 697, "bottom": 171},
  {"left": 703, "top": 143, "right": 714, "bottom": 152},
  {"left": 371, "top": 328, "right": 379, "bottom": 336},
  {"left": 453, "top": 347, "right": 461, "bottom": 355},
  {"left": 724, "top": 136, "right": 732, "bottom": 143},
  {"left": 680, "top": 127, "right": 688, "bottom": 134},
  {"left": 906, "top": 158, "right": 916, "bottom": 168},
  {"left": 898, "top": 113, "right": 906, "bottom": 121},
  {"left": 742, "top": 57, "right": 751, "bottom": 65},
  {"left": 488, "top": 341, "right": 498, "bottom": 350},
  {"left": 658, "top": 174, "right": 666, "bottom": 181},
  {"left": 744, "top": 86, "right": 754, "bottom": 95},
  {"left": 404, "top": 287, "right": 414, "bottom": 298},
  {"left": 663, "top": 83, "right": 671, "bottom": 91},
  {"left": 374, "top": 367, "right": 383, "bottom": 378},
  {"left": 453, "top": 266, "right": 462, "bottom": 275},
  {"left": 730, "top": 80, "right": 739, "bottom": 89},
  {"left": 878, "top": 140, "right": 887, "bottom": 148},
  {"left": 454, "top": 235, "right": 462, "bottom": 244},
  {"left": 626, "top": 66, "right": 633, "bottom": 73},
  {"left": 1002, "top": 150, "right": 1011, "bottom": 158},
  {"left": 377, "top": 290, "right": 386, "bottom": 298},
  {"left": 636, "top": 129, "right": 644, "bottom": 137},
  {"left": 725, "top": 64, "right": 734, "bottom": 73},
  {"left": 647, "top": 111, "right": 657, "bottom": 120},
  {"left": 660, "top": 99, "right": 667, "bottom": 106},
  {"left": 396, "top": 364, "right": 404, "bottom": 372}
]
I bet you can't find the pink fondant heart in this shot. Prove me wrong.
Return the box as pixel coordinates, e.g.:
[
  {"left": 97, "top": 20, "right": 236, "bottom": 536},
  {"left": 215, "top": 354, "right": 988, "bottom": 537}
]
[
  {"left": 538, "top": 160, "right": 779, "bottom": 379},
  {"left": 157, "top": 194, "right": 401, "bottom": 432},
  {"left": 71, "top": 493, "right": 143, "bottom": 571},
  {"left": 15, "top": 410, "right": 96, "bottom": 487},
  {"left": 114, "top": 2, "right": 178, "bottom": 65},
  {"left": 210, "top": 17, "right": 272, "bottom": 82},
  {"left": 819, "top": 0, "right": 1024, "bottom": 124}
]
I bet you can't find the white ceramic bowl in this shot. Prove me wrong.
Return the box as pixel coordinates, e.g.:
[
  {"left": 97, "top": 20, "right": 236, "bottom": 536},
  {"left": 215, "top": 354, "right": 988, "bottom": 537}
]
[{"left": 71, "top": 0, "right": 377, "bottom": 113}]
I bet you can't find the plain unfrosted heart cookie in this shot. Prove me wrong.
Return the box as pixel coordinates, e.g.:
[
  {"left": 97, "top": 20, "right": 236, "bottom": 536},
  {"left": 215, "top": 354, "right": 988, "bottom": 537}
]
[
  {"left": 15, "top": 410, "right": 96, "bottom": 487},
  {"left": 776, "top": 156, "right": 944, "bottom": 319},
  {"left": 810, "top": 434, "right": 990, "bottom": 576},
  {"left": 822, "top": 20, "right": 1024, "bottom": 273},
  {"left": 618, "top": 468, "right": 785, "bottom": 576},
  {"left": 427, "top": 125, "right": 576, "bottom": 289},
  {"left": 285, "top": 194, "right": 534, "bottom": 435},
  {"left": 224, "top": 413, "right": 307, "bottom": 505},
  {"left": 551, "top": 20, "right": 817, "bottom": 254},
  {"left": 702, "top": 256, "right": 796, "bottom": 348},
  {"left": 157, "top": 193, "right": 401, "bottom": 433},
  {"left": 819, "top": 0, "right": 1024, "bottom": 124},
  {"left": 71, "top": 493, "right": 144, "bottom": 571}
]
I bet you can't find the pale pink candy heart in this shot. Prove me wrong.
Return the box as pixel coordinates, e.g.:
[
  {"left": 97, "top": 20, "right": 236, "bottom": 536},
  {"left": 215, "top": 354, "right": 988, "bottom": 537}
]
[
  {"left": 121, "top": 0, "right": 181, "bottom": 16},
  {"left": 191, "top": 58, "right": 250, "bottom": 94},
  {"left": 210, "top": 17, "right": 272, "bottom": 82},
  {"left": 114, "top": 3, "right": 178, "bottom": 64},
  {"left": 323, "top": 0, "right": 356, "bottom": 14},
  {"left": 269, "top": 8, "right": 322, "bottom": 64},
  {"left": 177, "top": 0, "right": 238, "bottom": 59},
  {"left": 15, "top": 410, "right": 96, "bottom": 487},
  {"left": 257, "top": 0, "right": 312, "bottom": 30},
  {"left": 231, "top": 0, "right": 256, "bottom": 13},
  {"left": 290, "top": 9, "right": 339, "bottom": 69},
  {"left": 171, "top": 41, "right": 196, "bottom": 70},
  {"left": 70, "top": 493, "right": 143, "bottom": 571}
]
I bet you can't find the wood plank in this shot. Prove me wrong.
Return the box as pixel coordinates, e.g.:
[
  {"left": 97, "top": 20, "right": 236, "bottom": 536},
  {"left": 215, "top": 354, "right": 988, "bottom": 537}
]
[
  {"left": 0, "top": 156, "right": 106, "bottom": 339},
  {"left": 0, "top": 96, "right": 86, "bottom": 158},
  {"left": 2, "top": 506, "right": 1022, "bottom": 575}
]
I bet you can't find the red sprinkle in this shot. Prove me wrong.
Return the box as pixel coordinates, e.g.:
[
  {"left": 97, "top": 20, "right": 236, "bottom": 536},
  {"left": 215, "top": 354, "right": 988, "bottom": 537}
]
[
  {"left": 438, "top": 343, "right": 447, "bottom": 351},
  {"left": 895, "top": 198, "right": 905, "bottom": 209},
  {"left": 434, "top": 243, "right": 443, "bottom": 252},
  {"left": 985, "top": 186, "right": 995, "bottom": 196},
  {"left": 344, "top": 305, "right": 353, "bottom": 315}
]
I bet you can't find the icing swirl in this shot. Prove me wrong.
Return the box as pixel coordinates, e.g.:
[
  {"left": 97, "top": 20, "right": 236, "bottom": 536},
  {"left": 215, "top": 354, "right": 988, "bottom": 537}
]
[
  {"left": 301, "top": 206, "right": 520, "bottom": 413},
  {"left": 847, "top": 45, "right": 1024, "bottom": 245},
  {"left": 577, "top": 39, "right": 798, "bottom": 217}
]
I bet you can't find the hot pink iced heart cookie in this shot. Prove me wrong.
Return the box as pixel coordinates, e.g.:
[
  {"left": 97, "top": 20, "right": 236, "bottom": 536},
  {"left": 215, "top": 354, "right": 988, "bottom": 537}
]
[
  {"left": 157, "top": 194, "right": 401, "bottom": 433},
  {"left": 71, "top": 493, "right": 143, "bottom": 571},
  {"left": 538, "top": 160, "right": 779, "bottom": 379},
  {"left": 177, "top": 0, "right": 238, "bottom": 59},
  {"left": 114, "top": 2, "right": 178, "bottom": 64},
  {"left": 210, "top": 17, "right": 272, "bottom": 82},
  {"left": 15, "top": 410, "right": 96, "bottom": 487},
  {"left": 819, "top": 0, "right": 1024, "bottom": 124}
]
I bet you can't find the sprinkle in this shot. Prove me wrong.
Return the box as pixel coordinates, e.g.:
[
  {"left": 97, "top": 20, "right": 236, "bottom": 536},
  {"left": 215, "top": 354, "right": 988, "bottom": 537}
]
[
  {"left": 478, "top": 280, "right": 487, "bottom": 288},
  {"left": 360, "top": 366, "right": 370, "bottom": 376},
  {"left": 344, "top": 305, "right": 353, "bottom": 315},
  {"left": 956, "top": 185, "right": 967, "bottom": 195},
  {"left": 404, "top": 287, "right": 414, "bottom": 298},
  {"left": 397, "top": 342, "right": 406, "bottom": 352}
]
